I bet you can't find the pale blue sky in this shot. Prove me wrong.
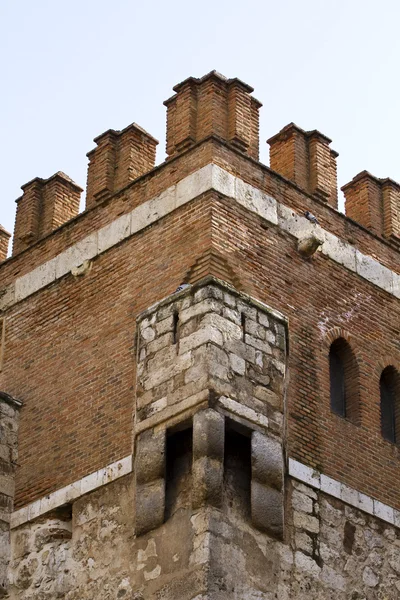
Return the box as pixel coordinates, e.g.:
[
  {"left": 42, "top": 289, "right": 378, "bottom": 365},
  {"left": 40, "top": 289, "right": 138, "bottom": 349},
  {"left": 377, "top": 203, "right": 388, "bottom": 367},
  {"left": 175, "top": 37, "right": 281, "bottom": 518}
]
[{"left": 1, "top": 0, "right": 400, "bottom": 242}]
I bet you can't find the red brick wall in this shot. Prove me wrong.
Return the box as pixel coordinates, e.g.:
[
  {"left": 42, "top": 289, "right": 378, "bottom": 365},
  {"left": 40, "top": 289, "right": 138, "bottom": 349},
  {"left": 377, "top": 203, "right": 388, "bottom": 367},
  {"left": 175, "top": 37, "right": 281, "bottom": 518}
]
[
  {"left": 209, "top": 193, "right": 400, "bottom": 508},
  {"left": 6, "top": 196, "right": 212, "bottom": 507},
  {"left": 1, "top": 137, "right": 399, "bottom": 511}
]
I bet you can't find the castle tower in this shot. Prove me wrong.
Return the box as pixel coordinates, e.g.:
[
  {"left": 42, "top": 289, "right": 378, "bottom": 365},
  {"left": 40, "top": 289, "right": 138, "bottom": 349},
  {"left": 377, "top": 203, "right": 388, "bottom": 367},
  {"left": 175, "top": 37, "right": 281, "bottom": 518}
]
[{"left": 0, "top": 71, "right": 399, "bottom": 599}]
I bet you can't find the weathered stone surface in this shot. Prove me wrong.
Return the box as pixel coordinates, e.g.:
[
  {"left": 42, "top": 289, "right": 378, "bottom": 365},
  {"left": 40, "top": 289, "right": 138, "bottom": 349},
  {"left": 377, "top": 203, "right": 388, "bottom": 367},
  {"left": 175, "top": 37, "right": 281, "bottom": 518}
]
[
  {"left": 6, "top": 470, "right": 400, "bottom": 599},
  {"left": 192, "top": 410, "right": 224, "bottom": 510},
  {"left": 0, "top": 395, "right": 21, "bottom": 596}
]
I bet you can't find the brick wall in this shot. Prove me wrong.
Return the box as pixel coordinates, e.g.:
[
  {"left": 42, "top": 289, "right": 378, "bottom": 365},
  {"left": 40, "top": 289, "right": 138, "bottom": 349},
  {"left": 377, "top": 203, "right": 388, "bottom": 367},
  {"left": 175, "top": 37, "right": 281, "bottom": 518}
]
[{"left": 0, "top": 72, "right": 399, "bottom": 517}]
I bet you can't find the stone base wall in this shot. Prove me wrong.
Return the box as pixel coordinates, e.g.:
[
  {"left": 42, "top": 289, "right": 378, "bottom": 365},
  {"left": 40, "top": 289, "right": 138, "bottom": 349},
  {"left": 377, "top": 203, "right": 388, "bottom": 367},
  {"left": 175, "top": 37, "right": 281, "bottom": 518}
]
[
  {"left": 0, "top": 394, "right": 21, "bottom": 597},
  {"left": 7, "top": 472, "right": 400, "bottom": 599}
]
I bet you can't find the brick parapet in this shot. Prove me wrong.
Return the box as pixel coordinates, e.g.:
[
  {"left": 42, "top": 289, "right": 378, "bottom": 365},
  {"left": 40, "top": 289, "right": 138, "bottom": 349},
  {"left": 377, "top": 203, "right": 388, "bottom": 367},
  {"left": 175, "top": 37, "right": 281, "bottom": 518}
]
[
  {"left": 0, "top": 227, "right": 10, "bottom": 263},
  {"left": 164, "top": 71, "right": 262, "bottom": 160},
  {"left": 343, "top": 170, "right": 400, "bottom": 245},
  {"left": 12, "top": 172, "right": 82, "bottom": 256},
  {"left": 268, "top": 123, "right": 339, "bottom": 208},
  {"left": 85, "top": 123, "right": 158, "bottom": 209}
]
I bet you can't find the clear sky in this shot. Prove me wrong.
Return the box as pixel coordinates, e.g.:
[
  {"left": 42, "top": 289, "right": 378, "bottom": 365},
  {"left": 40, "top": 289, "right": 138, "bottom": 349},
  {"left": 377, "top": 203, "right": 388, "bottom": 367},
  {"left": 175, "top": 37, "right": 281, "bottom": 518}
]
[{"left": 1, "top": 0, "right": 400, "bottom": 243}]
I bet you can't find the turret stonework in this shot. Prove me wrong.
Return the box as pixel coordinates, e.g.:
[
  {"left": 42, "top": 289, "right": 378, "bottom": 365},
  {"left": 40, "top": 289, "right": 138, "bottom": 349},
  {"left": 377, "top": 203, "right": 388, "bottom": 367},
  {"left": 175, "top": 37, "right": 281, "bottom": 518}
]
[{"left": 0, "top": 72, "right": 399, "bottom": 599}]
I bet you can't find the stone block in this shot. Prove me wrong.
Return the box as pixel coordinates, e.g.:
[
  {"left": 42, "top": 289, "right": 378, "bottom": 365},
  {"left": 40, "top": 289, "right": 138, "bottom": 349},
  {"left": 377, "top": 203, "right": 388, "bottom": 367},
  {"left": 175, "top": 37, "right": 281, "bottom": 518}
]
[
  {"left": 258, "top": 312, "right": 269, "bottom": 328},
  {"left": 253, "top": 386, "right": 280, "bottom": 409},
  {"left": 15, "top": 259, "right": 57, "bottom": 301},
  {"left": 155, "top": 316, "right": 175, "bottom": 336},
  {"left": 374, "top": 500, "right": 394, "bottom": 524},
  {"left": 223, "top": 292, "right": 236, "bottom": 308},
  {"left": 356, "top": 252, "right": 394, "bottom": 293},
  {"left": 225, "top": 339, "right": 255, "bottom": 363},
  {"left": 320, "top": 474, "right": 341, "bottom": 499},
  {"left": 192, "top": 457, "right": 224, "bottom": 510},
  {"left": 235, "top": 177, "right": 278, "bottom": 225},
  {"left": 288, "top": 458, "right": 321, "bottom": 489},
  {"left": 229, "top": 353, "right": 245, "bottom": 375},
  {"left": 180, "top": 299, "right": 221, "bottom": 325},
  {"left": 222, "top": 306, "right": 241, "bottom": 325},
  {"left": 293, "top": 511, "right": 320, "bottom": 533},
  {"left": 294, "top": 551, "right": 321, "bottom": 577},
  {"left": 251, "top": 431, "right": 283, "bottom": 490},
  {"left": 245, "top": 334, "right": 272, "bottom": 354},
  {"left": 251, "top": 481, "right": 283, "bottom": 538},
  {"left": 211, "top": 164, "right": 235, "bottom": 198},
  {"left": 292, "top": 489, "right": 313, "bottom": 514},
  {"left": 201, "top": 312, "right": 242, "bottom": 341},
  {"left": 0, "top": 284, "right": 15, "bottom": 310},
  {"left": 55, "top": 233, "right": 98, "bottom": 279},
  {"left": 142, "top": 351, "right": 192, "bottom": 390},
  {"left": 278, "top": 204, "right": 315, "bottom": 240},
  {"left": 357, "top": 492, "right": 374, "bottom": 515},
  {"left": 193, "top": 284, "right": 223, "bottom": 303},
  {"left": 244, "top": 318, "right": 265, "bottom": 339},
  {"left": 147, "top": 332, "right": 174, "bottom": 355},
  {"left": 218, "top": 396, "right": 269, "bottom": 430},
  {"left": 130, "top": 194, "right": 164, "bottom": 234},
  {"left": 321, "top": 231, "right": 357, "bottom": 272},
  {"left": 178, "top": 327, "right": 223, "bottom": 355},
  {"left": 393, "top": 272, "right": 400, "bottom": 299},
  {"left": 236, "top": 301, "right": 257, "bottom": 321},
  {"left": 136, "top": 429, "right": 166, "bottom": 485},
  {"left": 175, "top": 165, "right": 213, "bottom": 208},
  {"left": 340, "top": 483, "right": 358, "bottom": 507},
  {"left": 97, "top": 212, "right": 130, "bottom": 254},
  {"left": 135, "top": 479, "right": 165, "bottom": 536},
  {"left": 193, "top": 409, "right": 225, "bottom": 461},
  {"left": 0, "top": 474, "right": 14, "bottom": 498}
]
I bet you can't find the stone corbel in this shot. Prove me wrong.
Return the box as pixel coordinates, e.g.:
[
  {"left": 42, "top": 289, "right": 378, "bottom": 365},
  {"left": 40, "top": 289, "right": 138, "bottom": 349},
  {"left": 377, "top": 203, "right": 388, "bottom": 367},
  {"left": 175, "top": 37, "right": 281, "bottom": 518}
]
[
  {"left": 135, "top": 428, "right": 166, "bottom": 536},
  {"left": 251, "top": 431, "right": 284, "bottom": 538}
]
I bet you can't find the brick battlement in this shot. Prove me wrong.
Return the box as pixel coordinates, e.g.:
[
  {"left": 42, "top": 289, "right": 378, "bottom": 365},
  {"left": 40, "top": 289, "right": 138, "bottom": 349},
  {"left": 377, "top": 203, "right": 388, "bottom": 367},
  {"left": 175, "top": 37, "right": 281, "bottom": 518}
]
[{"left": 0, "top": 72, "right": 399, "bottom": 268}]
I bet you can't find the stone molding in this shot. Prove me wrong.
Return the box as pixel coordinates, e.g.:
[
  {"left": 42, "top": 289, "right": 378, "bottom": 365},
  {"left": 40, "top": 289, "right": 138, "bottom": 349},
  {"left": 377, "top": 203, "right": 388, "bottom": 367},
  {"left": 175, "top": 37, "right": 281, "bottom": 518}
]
[
  {"left": 0, "top": 164, "right": 399, "bottom": 311},
  {"left": 289, "top": 457, "right": 400, "bottom": 528},
  {"left": 10, "top": 455, "right": 132, "bottom": 529}
]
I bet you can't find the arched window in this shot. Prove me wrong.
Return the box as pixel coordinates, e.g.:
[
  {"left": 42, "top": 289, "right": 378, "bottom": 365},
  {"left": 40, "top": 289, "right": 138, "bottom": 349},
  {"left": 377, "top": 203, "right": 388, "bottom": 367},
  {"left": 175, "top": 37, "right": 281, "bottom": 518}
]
[
  {"left": 329, "top": 338, "right": 360, "bottom": 424},
  {"left": 380, "top": 366, "right": 400, "bottom": 443}
]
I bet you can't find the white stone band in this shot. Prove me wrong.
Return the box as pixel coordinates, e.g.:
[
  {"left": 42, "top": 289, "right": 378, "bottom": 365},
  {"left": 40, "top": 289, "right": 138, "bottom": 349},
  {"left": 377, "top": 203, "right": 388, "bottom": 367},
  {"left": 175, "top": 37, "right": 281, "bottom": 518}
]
[
  {"left": 10, "top": 455, "right": 132, "bottom": 529},
  {"left": 11, "top": 454, "right": 398, "bottom": 530},
  {"left": 0, "top": 164, "right": 399, "bottom": 311},
  {"left": 289, "top": 457, "right": 400, "bottom": 528}
]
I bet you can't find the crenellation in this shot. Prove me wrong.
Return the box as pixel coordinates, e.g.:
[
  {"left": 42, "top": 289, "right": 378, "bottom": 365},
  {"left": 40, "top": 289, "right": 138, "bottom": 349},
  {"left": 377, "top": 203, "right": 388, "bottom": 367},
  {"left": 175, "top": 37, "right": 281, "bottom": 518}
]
[
  {"left": 343, "top": 170, "right": 400, "bottom": 244},
  {"left": 0, "top": 228, "right": 10, "bottom": 263},
  {"left": 268, "top": 123, "right": 339, "bottom": 209},
  {"left": 86, "top": 123, "right": 158, "bottom": 209},
  {"left": 12, "top": 172, "right": 82, "bottom": 256},
  {"left": 164, "top": 71, "right": 262, "bottom": 160}
]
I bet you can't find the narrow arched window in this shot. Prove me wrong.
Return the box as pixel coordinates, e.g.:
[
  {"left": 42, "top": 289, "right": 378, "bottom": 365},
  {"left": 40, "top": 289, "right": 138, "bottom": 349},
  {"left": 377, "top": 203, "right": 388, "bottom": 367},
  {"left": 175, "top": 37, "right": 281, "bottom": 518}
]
[
  {"left": 380, "top": 366, "right": 400, "bottom": 444},
  {"left": 329, "top": 338, "right": 360, "bottom": 424}
]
